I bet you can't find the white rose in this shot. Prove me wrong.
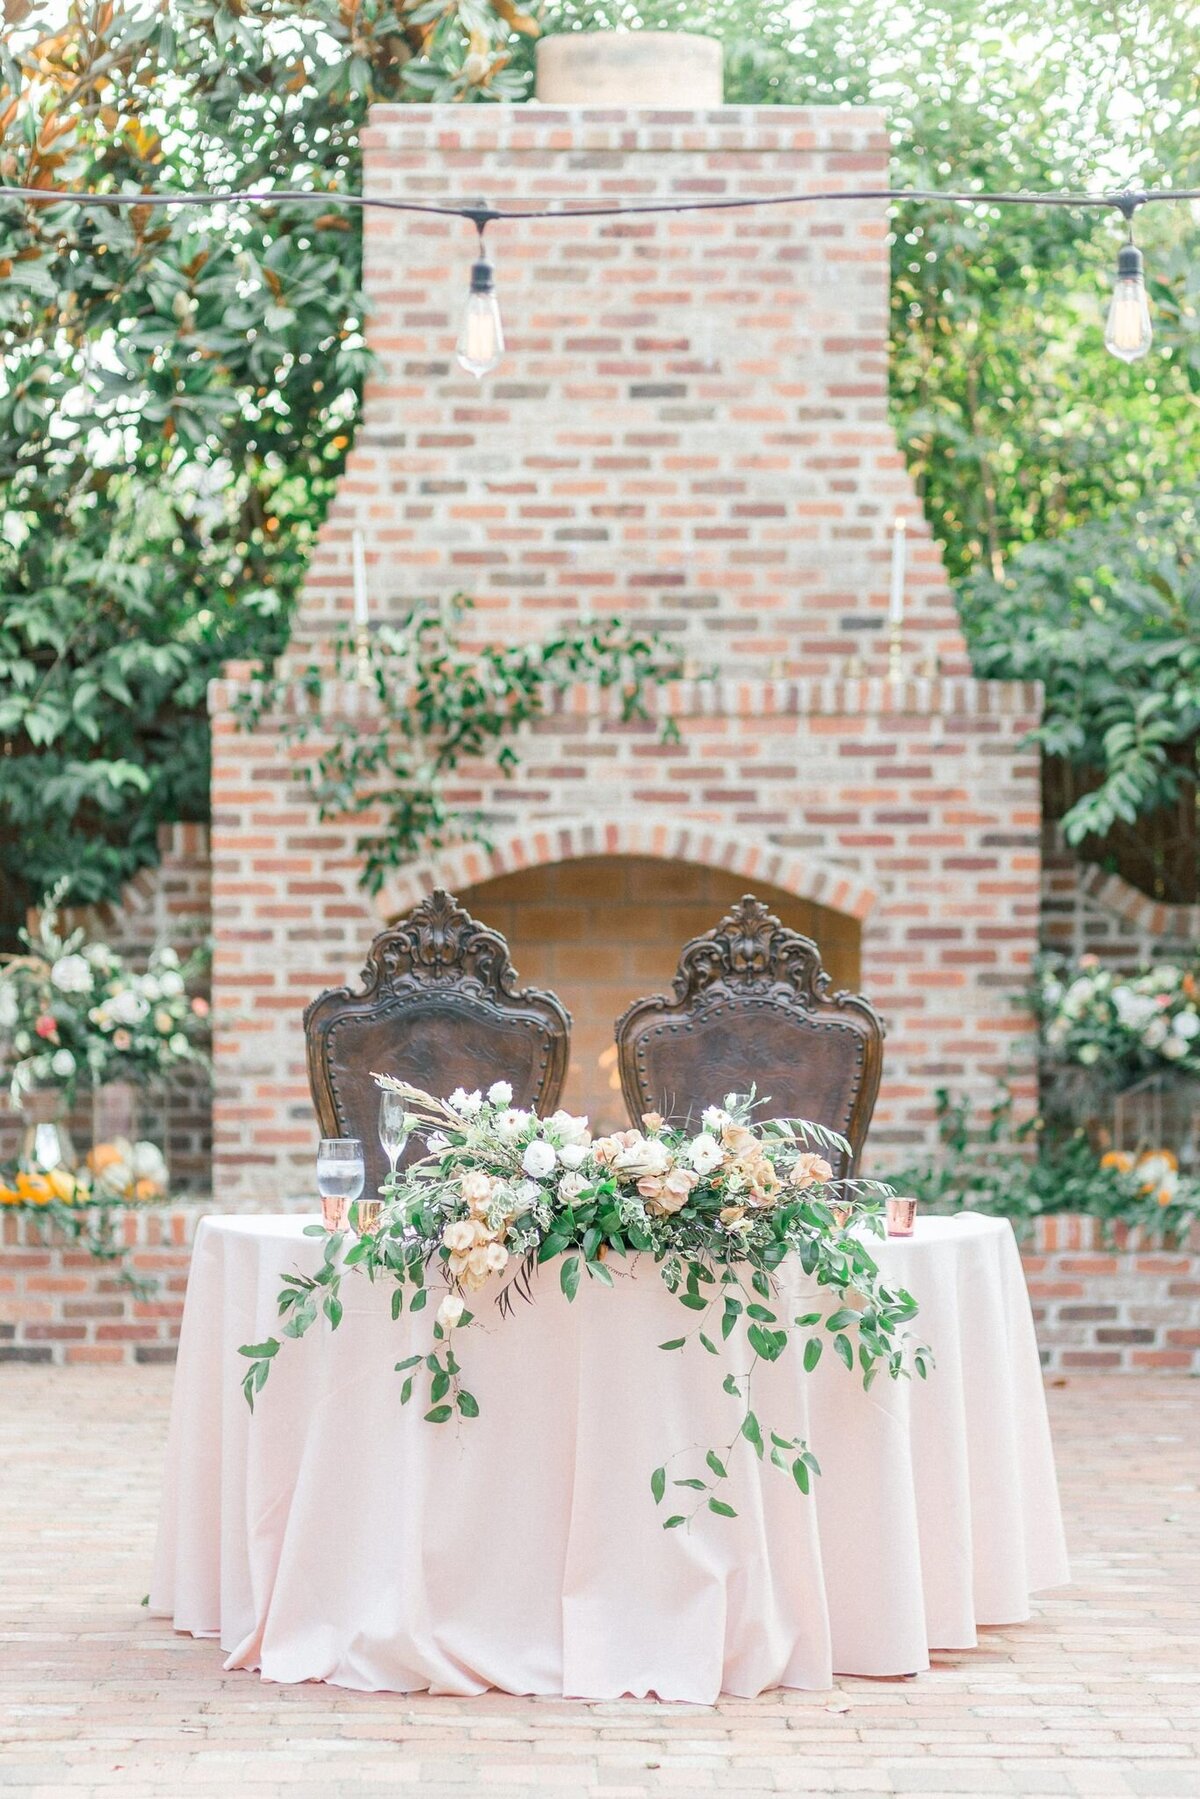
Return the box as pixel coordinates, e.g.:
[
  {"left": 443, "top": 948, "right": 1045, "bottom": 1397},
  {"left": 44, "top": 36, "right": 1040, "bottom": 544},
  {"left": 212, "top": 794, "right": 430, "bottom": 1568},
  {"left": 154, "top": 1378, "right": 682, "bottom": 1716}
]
[
  {"left": 702, "top": 1105, "right": 729, "bottom": 1133},
  {"left": 139, "top": 976, "right": 161, "bottom": 1003},
  {"left": 1077, "top": 1042, "right": 1101, "bottom": 1066},
  {"left": 487, "top": 1080, "right": 513, "bottom": 1107},
  {"left": 50, "top": 954, "right": 92, "bottom": 996},
  {"left": 494, "top": 1108, "right": 531, "bottom": 1144},
  {"left": 1161, "top": 1036, "right": 1189, "bottom": 1060},
  {"left": 84, "top": 943, "right": 112, "bottom": 967},
  {"left": 50, "top": 1048, "right": 76, "bottom": 1078},
  {"left": 687, "top": 1132, "right": 724, "bottom": 1175},
  {"left": 158, "top": 970, "right": 185, "bottom": 998},
  {"left": 1143, "top": 1018, "right": 1169, "bottom": 1049},
  {"left": 14, "top": 1030, "right": 31, "bottom": 1055},
  {"left": 547, "top": 1109, "right": 590, "bottom": 1145},
  {"left": 510, "top": 1180, "right": 542, "bottom": 1212},
  {"left": 1171, "top": 1011, "right": 1200, "bottom": 1040},
  {"left": 156, "top": 948, "right": 180, "bottom": 969},
  {"left": 0, "top": 983, "right": 18, "bottom": 1030},
  {"left": 522, "top": 1139, "right": 557, "bottom": 1179},
  {"left": 558, "top": 1142, "right": 588, "bottom": 1171},
  {"left": 108, "top": 989, "right": 149, "bottom": 1026},
  {"left": 558, "top": 1170, "right": 588, "bottom": 1201},
  {"left": 612, "top": 1135, "right": 670, "bottom": 1180},
  {"left": 448, "top": 1088, "right": 483, "bottom": 1116},
  {"left": 437, "top": 1292, "right": 465, "bottom": 1330},
  {"left": 168, "top": 1032, "right": 190, "bottom": 1056}
]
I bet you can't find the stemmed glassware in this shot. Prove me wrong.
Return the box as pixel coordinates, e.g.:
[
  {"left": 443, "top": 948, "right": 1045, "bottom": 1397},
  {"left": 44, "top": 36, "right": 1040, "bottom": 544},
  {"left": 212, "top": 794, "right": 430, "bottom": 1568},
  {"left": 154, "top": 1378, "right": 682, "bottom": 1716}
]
[
  {"left": 316, "top": 1137, "right": 364, "bottom": 1231},
  {"left": 378, "top": 1092, "right": 411, "bottom": 1186}
]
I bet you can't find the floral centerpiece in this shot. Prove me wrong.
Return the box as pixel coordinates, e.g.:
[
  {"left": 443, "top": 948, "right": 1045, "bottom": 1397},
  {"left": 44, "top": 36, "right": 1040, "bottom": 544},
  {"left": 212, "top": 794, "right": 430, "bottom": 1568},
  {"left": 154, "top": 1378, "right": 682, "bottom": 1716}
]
[
  {"left": 0, "top": 886, "right": 209, "bottom": 1106},
  {"left": 242, "top": 1081, "right": 926, "bottom": 1522},
  {"left": 1036, "top": 954, "right": 1200, "bottom": 1081}
]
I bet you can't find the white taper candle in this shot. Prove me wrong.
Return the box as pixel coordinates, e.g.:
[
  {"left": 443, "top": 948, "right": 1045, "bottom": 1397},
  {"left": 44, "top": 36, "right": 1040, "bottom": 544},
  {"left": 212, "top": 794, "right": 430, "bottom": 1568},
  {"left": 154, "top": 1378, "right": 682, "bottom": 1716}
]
[{"left": 888, "top": 515, "right": 907, "bottom": 629}]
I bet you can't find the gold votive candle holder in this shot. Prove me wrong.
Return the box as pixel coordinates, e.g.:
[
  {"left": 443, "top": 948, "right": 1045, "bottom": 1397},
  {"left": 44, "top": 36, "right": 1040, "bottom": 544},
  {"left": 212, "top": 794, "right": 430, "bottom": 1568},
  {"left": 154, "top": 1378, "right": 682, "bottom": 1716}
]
[
  {"left": 321, "top": 1194, "right": 348, "bottom": 1231},
  {"left": 885, "top": 1196, "right": 918, "bottom": 1237}
]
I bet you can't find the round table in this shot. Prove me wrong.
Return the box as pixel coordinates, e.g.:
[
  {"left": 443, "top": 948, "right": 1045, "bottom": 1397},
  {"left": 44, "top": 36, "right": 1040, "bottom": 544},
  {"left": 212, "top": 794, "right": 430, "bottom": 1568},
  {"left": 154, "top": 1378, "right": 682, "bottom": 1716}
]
[{"left": 150, "top": 1211, "right": 1069, "bottom": 1703}]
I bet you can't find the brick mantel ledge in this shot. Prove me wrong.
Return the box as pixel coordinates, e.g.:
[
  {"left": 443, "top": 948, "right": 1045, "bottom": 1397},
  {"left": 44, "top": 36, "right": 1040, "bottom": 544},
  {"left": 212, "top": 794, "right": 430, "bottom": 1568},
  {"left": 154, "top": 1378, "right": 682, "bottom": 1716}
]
[{"left": 211, "top": 670, "right": 1043, "bottom": 724}]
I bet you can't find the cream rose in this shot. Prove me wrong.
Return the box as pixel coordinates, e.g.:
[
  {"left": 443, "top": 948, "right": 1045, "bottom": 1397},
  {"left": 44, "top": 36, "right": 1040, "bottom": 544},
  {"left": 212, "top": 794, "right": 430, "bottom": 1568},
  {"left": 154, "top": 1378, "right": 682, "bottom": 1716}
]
[
  {"left": 436, "top": 1292, "right": 465, "bottom": 1330},
  {"left": 558, "top": 1170, "right": 589, "bottom": 1201},
  {"left": 487, "top": 1080, "right": 514, "bottom": 1106},
  {"left": 442, "top": 1219, "right": 479, "bottom": 1254},
  {"left": 643, "top": 1166, "right": 698, "bottom": 1216},
  {"left": 611, "top": 1134, "right": 670, "bottom": 1181},
  {"left": 547, "top": 1109, "right": 591, "bottom": 1145},
  {"left": 558, "top": 1142, "right": 588, "bottom": 1171},
  {"left": 460, "top": 1170, "right": 496, "bottom": 1211}
]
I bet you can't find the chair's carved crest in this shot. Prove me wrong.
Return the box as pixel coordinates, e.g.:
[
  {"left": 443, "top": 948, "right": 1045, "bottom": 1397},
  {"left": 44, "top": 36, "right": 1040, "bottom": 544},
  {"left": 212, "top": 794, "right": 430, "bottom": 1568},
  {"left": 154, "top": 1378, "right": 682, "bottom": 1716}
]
[
  {"left": 615, "top": 894, "right": 885, "bottom": 1172},
  {"left": 364, "top": 889, "right": 518, "bottom": 1000},
  {"left": 675, "top": 896, "right": 833, "bottom": 1005}
]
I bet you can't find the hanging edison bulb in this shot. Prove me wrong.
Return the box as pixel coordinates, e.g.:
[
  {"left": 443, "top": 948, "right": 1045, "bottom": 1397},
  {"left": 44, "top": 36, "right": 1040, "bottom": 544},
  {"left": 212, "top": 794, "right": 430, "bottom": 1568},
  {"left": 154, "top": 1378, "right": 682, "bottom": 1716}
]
[
  {"left": 456, "top": 239, "right": 505, "bottom": 379},
  {"left": 1104, "top": 240, "right": 1153, "bottom": 364}
]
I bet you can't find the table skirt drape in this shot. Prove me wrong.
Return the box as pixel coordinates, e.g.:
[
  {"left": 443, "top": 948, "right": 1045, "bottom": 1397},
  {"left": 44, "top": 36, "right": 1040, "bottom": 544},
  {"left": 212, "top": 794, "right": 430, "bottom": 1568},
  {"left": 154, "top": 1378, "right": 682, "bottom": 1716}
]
[{"left": 150, "top": 1212, "right": 1069, "bottom": 1703}]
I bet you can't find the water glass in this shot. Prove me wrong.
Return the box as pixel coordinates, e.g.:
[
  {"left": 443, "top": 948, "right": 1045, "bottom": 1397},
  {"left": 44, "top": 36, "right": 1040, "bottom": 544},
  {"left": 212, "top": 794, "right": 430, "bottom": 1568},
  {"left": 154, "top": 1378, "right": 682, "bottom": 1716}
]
[
  {"left": 316, "top": 1137, "right": 364, "bottom": 1231},
  {"left": 378, "top": 1092, "right": 411, "bottom": 1184}
]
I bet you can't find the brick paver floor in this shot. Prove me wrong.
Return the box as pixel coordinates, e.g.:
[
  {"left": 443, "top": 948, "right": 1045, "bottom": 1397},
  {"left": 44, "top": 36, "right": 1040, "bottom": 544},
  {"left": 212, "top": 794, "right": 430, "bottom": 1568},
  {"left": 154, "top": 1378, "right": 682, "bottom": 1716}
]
[{"left": 1, "top": 1370, "right": 1198, "bottom": 1798}]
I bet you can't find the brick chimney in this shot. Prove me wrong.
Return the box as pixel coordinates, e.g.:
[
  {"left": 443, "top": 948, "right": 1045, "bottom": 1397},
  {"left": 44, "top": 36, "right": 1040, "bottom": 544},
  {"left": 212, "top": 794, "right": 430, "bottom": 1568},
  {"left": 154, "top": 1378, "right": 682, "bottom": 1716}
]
[{"left": 208, "top": 89, "right": 1041, "bottom": 1198}]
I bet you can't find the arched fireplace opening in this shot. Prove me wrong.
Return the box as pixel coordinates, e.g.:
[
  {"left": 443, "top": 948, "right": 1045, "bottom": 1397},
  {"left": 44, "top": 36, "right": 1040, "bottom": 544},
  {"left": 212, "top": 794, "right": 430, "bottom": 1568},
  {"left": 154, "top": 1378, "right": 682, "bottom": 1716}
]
[{"left": 445, "top": 856, "right": 862, "bottom": 1132}]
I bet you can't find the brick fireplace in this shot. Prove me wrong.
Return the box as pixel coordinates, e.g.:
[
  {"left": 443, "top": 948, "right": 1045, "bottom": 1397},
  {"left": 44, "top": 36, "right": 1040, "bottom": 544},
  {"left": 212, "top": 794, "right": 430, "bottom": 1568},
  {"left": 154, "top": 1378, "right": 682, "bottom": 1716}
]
[{"left": 209, "top": 101, "right": 1042, "bottom": 1200}]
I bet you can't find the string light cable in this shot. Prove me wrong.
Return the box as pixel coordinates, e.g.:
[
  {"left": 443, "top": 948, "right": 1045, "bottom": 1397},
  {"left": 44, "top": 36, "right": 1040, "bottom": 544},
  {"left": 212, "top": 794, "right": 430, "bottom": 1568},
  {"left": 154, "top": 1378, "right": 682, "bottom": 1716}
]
[{"left": 1, "top": 179, "right": 1190, "bottom": 374}]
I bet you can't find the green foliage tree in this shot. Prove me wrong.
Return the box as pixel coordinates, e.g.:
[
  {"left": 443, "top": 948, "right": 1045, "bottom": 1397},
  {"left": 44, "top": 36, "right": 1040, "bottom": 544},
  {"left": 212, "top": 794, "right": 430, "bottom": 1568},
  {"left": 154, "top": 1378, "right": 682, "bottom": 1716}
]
[{"left": 4, "top": 0, "right": 1200, "bottom": 931}]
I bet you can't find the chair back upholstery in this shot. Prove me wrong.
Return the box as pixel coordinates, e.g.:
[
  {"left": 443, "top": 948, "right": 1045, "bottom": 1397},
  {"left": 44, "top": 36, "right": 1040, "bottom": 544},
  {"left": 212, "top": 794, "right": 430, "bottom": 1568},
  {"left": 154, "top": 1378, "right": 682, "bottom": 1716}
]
[
  {"left": 615, "top": 895, "right": 884, "bottom": 1174},
  {"left": 304, "top": 889, "right": 570, "bottom": 1198}
]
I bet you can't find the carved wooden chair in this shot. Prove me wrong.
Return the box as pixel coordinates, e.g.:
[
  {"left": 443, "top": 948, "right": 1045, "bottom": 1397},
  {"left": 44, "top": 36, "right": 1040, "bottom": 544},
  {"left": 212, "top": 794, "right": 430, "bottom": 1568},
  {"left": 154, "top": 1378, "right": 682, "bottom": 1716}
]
[
  {"left": 304, "top": 889, "right": 571, "bottom": 1198},
  {"left": 615, "top": 895, "right": 884, "bottom": 1174}
]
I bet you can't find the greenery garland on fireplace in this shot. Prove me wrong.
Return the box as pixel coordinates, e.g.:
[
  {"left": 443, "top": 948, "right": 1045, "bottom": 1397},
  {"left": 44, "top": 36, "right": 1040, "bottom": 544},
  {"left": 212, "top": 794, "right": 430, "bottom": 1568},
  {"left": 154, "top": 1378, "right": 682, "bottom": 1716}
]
[{"left": 236, "top": 596, "right": 688, "bottom": 894}]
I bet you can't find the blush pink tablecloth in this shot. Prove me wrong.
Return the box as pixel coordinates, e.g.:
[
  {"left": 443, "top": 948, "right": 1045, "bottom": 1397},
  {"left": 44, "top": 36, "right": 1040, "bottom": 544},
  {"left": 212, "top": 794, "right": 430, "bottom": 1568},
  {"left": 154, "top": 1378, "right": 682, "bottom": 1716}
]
[{"left": 150, "top": 1212, "right": 1068, "bottom": 1702}]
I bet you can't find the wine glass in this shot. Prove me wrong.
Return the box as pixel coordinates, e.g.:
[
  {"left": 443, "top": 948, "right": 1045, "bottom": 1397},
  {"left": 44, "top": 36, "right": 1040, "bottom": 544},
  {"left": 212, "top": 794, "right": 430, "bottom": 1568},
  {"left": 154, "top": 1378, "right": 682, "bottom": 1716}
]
[
  {"left": 316, "top": 1137, "right": 364, "bottom": 1231},
  {"left": 378, "top": 1092, "right": 411, "bottom": 1188}
]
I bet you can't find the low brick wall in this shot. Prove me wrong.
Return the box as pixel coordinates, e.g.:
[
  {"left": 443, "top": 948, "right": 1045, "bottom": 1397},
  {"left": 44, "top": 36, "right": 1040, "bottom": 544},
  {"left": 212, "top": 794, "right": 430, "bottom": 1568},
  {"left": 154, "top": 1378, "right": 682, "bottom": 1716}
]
[
  {"left": 1021, "top": 1215, "right": 1200, "bottom": 1373},
  {"left": 3, "top": 1207, "right": 1199, "bottom": 1370}
]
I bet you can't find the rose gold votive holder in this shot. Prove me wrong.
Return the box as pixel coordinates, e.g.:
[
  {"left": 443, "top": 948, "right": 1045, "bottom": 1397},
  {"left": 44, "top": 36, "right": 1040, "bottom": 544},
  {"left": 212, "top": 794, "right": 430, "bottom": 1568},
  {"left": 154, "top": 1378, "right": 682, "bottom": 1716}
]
[
  {"left": 886, "top": 1196, "right": 918, "bottom": 1237},
  {"left": 355, "top": 1199, "right": 383, "bottom": 1235},
  {"left": 321, "top": 1194, "right": 348, "bottom": 1230}
]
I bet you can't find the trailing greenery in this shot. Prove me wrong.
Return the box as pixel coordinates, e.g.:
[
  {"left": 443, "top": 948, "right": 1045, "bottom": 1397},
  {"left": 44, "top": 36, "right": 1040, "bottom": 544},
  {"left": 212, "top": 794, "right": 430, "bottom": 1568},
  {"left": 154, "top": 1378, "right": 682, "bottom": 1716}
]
[
  {"left": 896, "top": 1087, "right": 1200, "bottom": 1242},
  {"left": 960, "top": 495, "right": 1200, "bottom": 848},
  {"left": 241, "top": 597, "right": 688, "bottom": 894},
  {"left": 5, "top": 1, "right": 1200, "bottom": 919}
]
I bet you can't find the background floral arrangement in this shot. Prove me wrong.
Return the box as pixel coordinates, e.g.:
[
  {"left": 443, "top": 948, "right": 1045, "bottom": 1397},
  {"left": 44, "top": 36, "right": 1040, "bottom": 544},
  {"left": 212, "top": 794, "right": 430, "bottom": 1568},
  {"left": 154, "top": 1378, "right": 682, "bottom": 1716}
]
[
  {"left": 0, "top": 886, "right": 210, "bottom": 1105},
  {"left": 1035, "top": 953, "right": 1200, "bottom": 1083},
  {"left": 0, "top": 1137, "right": 167, "bottom": 1209},
  {"left": 897, "top": 1087, "right": 1200, "bottom": 1244},
  {"left": 241, "top": 1083, "right": 925, "bottom": 1524}
]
